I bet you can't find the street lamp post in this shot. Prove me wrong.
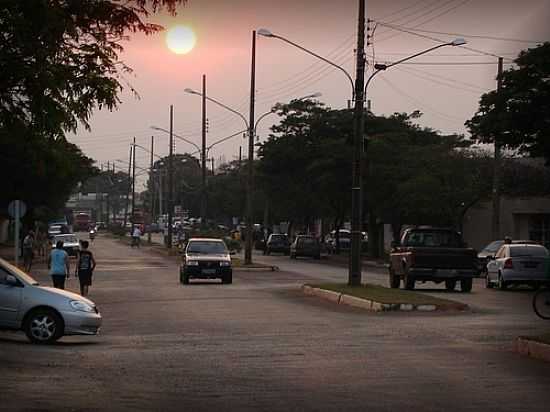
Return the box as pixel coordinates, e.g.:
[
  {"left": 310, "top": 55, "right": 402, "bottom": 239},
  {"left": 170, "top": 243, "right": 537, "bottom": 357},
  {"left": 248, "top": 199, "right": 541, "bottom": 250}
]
[{"left": 258, "top": 6, "right": 466, "bottom": 285}]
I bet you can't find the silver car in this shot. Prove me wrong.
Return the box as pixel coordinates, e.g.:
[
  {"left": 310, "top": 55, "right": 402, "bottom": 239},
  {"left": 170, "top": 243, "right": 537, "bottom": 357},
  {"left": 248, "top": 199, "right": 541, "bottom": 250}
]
[
  {"left": 486, "top": 244, "right": 550, "bottom": 290},
  {"left": 0, "top": 258, "right": 102, "bottom": 343},
  {"left": 52, "top": 233, "right": 80, "bottom": 256}
]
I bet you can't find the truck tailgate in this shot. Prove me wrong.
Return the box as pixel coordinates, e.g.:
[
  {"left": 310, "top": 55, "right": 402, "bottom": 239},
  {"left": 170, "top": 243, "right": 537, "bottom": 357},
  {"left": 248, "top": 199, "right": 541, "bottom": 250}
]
[{"left": 412, "top": 247, "right": 476, "bottom": 269}]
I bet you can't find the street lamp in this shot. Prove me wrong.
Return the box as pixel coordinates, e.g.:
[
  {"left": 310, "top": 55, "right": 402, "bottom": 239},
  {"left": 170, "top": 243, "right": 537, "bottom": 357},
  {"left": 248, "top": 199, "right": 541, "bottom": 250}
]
[
  {"left": 150, "top": 126, "right": 201, "bottom": 153},
  {"left": 259, "top": 19, "right": 466, "bottom": 286}
]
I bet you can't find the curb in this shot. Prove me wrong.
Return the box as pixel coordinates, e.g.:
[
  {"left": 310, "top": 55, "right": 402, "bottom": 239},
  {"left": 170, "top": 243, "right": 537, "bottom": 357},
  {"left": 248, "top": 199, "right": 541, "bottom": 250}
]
[
  {"left": 302, "top": 285, "right": 463, "bottom": 312},
  {"left": 234, "top": 265, "right": 279, "bottom": 272},
  {"left": 515, "top": 337, "right": 550, "bottom": 363}
]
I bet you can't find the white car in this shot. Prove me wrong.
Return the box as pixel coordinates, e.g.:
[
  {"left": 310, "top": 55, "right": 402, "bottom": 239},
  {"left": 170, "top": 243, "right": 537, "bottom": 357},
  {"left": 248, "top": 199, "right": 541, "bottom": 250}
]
[
  {"left": 0, "top": 258, "right": 102, "bottom": 343},
  {"left": 52, "top": 234, "right": 80, "bottom": 257}
]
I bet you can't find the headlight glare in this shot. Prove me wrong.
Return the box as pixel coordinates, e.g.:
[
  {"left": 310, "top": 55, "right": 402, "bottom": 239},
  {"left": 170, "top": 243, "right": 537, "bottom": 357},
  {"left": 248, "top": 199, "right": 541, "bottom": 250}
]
[
  {"left": 220, "top": 261, "right": 231, "bottom": 267},
  {"left": 70, "top": 300, "right": 95, "bottom": 313},
  {"left": 186, "top": 260, "right": 199, "bottom": 266}
]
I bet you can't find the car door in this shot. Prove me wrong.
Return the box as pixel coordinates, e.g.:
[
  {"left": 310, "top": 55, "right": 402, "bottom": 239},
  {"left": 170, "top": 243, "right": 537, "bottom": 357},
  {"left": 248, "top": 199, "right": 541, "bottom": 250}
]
[
  {"left": 0, "top": 267, "right": 23, "bottom": 327},
  {"left": 487, "top": 246, "right": 505, "bottom": 282}
]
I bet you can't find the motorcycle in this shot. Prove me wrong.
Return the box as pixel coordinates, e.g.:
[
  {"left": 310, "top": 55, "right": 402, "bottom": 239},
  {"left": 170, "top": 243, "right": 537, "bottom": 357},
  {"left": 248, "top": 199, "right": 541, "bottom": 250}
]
[{"left": 89, "top": 229, "right": 96, "bottom": 242}]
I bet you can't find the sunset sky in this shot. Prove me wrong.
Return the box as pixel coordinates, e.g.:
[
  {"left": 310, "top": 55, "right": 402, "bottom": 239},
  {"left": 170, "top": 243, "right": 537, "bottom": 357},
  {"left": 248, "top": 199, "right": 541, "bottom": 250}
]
[{"left": 68, "top": 0, "right": 550, "bottom": 187}]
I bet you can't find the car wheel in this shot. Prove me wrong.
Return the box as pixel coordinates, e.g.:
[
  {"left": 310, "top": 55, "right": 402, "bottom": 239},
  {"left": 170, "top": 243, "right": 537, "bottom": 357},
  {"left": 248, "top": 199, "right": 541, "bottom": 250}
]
[
  {"left": 445, "top": 279, "right": 457, "bottom": 291},
  {"left": 181, "top": 272, "right": 190, "bottom": 285},
  {"left": 314, "top": 254, "right": 321, "bottom": 260},
  {"left": 497, "top": 273, "right": 507, "bottom": 290},
  {"left": 223, "top": 273, "right": 233, "bottom": 284},
  {"left": 389, "top": 268, "right": 400, "bottom": 289},
  {"left": 485, "top": 273, "right": 493, "bottom": 289},
  {"left": 403, "top": 270, "right": 415, "bottom": 290},
  {"left": 24, "top": 308, "right": 63, "bottom": 344},
  {"left": 460, "top": 278, "right": 473, "bottom": 293}
]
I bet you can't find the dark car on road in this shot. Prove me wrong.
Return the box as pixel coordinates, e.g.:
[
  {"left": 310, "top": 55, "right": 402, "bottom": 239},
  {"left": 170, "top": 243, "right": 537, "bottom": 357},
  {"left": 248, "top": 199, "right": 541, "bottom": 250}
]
[
  {"left": 290, "top": 235, "right": 321, "bottom": 260},
  {"left": 265, "top": 234, "right": 290, "bottom": 255},
  {"left": 389, "top": 227, "right": 478, "bottom": 292},
  {"left": 180, "top": 238, "right": 232, "bottom": 284}
]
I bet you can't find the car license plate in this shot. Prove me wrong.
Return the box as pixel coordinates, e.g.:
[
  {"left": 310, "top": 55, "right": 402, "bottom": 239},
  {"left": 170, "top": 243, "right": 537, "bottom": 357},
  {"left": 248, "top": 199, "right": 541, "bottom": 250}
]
[
  {"left": 437, "top": 269, "right": 457, "bottom": 277},
  {"left": 202, "top": 269, "right": 216, "bottom": 275}
]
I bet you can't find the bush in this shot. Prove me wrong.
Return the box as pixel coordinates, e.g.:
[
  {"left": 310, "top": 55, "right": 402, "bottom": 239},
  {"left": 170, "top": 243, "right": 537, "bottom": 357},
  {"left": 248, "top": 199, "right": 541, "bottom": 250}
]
[{"left": 109, "top": 224, "right": 127, "bottom": 237}]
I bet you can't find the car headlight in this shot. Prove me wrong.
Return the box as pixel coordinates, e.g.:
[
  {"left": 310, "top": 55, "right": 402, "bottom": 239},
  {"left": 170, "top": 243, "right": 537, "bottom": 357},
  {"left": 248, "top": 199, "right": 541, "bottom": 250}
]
[
  {"left": 186, "top": 260, "right": 199, "bottom": 266},
  {"left": 70, "top": 300, "right": 95, "bottom": 313},
  {"left": 220, "top": 261, "right": 231, "bottom": 267}
]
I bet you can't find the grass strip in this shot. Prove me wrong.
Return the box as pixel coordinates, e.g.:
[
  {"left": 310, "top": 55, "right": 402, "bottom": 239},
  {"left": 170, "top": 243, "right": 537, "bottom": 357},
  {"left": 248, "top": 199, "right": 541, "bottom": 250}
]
[{"left": 309, "top": 283, "right": 468, "bottom": 309}]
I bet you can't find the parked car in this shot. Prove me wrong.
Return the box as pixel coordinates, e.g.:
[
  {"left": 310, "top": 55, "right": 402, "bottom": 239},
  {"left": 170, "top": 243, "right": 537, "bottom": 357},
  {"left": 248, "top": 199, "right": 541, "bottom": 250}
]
[
  {"left": 486, "top": 243, "right": 550, "bottom": 290},
  {"left": 265, "top": 234, "right": 290, "bottom": 255},
  {"left": 290, "top": 235, "right": 321, "bottom": 260},
  {"left": 389, "top": 227, "right": 478, "bottom": 292},
  {"left": 325, "top": 229, "right": 368, "bottom": 253},
  {"left": 180, "top": 238, "right": 233, "bottom": 284},
  {"left": 51, "top": 234, "right": 80, "bottom": 257},
  {"left": 0, "top": 258, "right": 102, "bottom": 343},
  {"left": 478, "top": 239, "right": 539, "bottom": 276}
]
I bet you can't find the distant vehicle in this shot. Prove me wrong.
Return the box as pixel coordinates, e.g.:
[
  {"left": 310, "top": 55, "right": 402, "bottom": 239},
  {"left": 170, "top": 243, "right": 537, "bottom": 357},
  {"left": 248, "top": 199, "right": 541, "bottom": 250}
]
[
  {"left": 74, "top": 212, "right": 91, "bottom": 231},
  {"left": 47, "top": 224, "right": 63, "bottom": 239},
  {"left": 0, "top": 257, "right": 102, "bottom": 344},
  {"left": 95, "top": 221, "right": 106, "bottom": 230},
  {"left": 265, "top": 234, "right": 290, "bottom": 255},
  {"left": 478, "top": 239, "right": 539, "bottom": 276},
  {"left": 180, "top": 238, "right": 233, "bottom": 284},
  {"left": 486, "top": 244, "right": 550, "bottom": 290},
  {"left": 52, "top": 234, "right": 80, "bottom": 256},
  {"left": 290, "top": 235, "right": 321, "bottom": 260},
  {"left": 389, "top": 227, "right": 478, "bottom": 292},
  {"left": 325, "top": 229, "right": 368, "bottom": 253}
]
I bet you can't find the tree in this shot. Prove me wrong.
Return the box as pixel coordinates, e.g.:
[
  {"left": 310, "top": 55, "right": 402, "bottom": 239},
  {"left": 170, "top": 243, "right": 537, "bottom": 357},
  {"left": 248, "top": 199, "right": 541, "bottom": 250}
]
[
  {"left": 467, "top": 43, "right": 550, "bottom": 162},
  {"left": 0, "top": 0, "right": 186, "bottom": 136}
]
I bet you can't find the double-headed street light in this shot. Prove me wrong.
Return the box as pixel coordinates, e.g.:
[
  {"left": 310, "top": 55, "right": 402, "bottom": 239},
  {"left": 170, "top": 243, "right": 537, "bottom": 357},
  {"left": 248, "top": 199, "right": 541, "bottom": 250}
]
[
  {"left": 184, "top": 85, "right": 322, "bottom": 264},
  {"left": 259, "top": 21, "right": 466, "bottom": 286}
]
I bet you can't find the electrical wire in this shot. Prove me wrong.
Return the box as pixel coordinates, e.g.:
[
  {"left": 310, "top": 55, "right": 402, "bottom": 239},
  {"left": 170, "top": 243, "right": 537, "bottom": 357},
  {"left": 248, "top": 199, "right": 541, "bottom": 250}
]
[{"left": 392, "top": 65, "right": 486, "bottom": 94}]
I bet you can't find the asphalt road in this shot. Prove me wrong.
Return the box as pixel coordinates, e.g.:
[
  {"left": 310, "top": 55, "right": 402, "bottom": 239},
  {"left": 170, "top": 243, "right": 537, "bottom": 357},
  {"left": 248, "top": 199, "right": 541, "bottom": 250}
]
[{"left": 1, "top": 234, "right": 550, "bottom": 412}]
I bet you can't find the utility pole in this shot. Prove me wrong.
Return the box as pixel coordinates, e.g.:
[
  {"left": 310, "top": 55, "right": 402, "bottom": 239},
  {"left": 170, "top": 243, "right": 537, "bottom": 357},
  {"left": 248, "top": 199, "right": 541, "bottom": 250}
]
[
  {"left": 123, "top": 145, "right": 132, "bottom": 229},
  {"left": 492, "top": 57, "right": 504, "bottom": 240},
  {"left": 148, "top": 135, "right": 154, "bottom": 244},
  {"left": 131, "top": 137, "right": 136, "bottom": 234},
  {"left": 211, "top": 158, "right": 215, "bottom": 174},
  {"left": 167, "top": 105, "right": 174, "bottom": 248},
  {"left": 244, "top": 30, "right": 256, "bottom": 265},
  {"left": 201, "top": 74, "right": 207, "bottom": 224},
  {"left": 349, "top": 0, "right": 366, "bottom": 286}
]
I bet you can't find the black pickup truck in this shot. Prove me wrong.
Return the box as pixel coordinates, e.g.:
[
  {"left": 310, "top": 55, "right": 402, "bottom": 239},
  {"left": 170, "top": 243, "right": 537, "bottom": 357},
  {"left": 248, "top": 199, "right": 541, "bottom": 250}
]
[{"left": 389, "top": 227, "right": 479, "bottom": 292}]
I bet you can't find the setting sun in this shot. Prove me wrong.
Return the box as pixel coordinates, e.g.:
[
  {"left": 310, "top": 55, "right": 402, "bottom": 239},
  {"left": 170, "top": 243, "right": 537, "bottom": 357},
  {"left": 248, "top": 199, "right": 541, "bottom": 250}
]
[{"left": 165, "top": 25, "right": 196, "bottom": 54}]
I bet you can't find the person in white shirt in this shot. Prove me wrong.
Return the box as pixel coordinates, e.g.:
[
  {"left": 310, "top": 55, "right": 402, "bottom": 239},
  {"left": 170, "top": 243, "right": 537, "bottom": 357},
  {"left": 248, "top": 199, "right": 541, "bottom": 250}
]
[{"left": 131, "top": 226, "right": 141, "bottom": 248}]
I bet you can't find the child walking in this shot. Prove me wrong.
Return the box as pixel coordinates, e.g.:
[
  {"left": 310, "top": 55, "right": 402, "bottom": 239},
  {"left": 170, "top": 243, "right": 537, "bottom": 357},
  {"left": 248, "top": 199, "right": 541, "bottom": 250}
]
[{"left": 75, "top": 240, "right": 96, "bottom": 297}]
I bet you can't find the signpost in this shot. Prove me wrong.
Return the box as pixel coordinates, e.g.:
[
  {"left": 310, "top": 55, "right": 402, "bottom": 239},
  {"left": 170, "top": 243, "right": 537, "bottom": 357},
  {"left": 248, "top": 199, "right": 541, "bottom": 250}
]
[{"left": 8, "top": 200, "right": 27, "bottom": 266}]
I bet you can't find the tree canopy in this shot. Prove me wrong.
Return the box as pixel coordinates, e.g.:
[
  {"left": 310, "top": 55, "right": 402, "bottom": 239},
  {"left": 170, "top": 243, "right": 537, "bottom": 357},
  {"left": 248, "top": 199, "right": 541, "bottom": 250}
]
[{"left": 467, "top": 42, "right": 550, "bottom": 162}]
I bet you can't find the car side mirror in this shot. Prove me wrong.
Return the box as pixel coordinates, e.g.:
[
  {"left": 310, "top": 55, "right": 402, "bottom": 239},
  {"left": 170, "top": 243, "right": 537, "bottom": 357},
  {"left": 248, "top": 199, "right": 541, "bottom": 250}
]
[{"left": 5, "top": 274, "right": 19, "bottom": 287}]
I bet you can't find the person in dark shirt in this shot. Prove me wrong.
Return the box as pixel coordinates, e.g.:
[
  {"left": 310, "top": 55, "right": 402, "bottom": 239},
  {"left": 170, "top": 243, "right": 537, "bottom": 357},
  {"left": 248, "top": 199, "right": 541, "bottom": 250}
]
[{"left": 75, "top": 240, "right": 96, "bottom": 297}]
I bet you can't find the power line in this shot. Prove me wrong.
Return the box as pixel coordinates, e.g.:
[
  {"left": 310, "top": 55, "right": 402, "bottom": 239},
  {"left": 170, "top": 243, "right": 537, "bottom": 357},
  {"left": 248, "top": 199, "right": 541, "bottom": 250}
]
[
  {"left": 378, "top": 24, "right": 547, "bottom": 44},
  {"left": 392, "top": 65, "right": 486, "bottom": 94},
  {"left": 378, "top": 0, "right": 435, "bottom": 21}
]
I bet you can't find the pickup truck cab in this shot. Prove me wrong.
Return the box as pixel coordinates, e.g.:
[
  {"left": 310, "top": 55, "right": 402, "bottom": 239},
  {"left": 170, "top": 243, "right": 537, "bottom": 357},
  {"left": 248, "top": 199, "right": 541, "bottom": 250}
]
[{"left": 389, "top": 227, "right": 478, "bottom": 292}]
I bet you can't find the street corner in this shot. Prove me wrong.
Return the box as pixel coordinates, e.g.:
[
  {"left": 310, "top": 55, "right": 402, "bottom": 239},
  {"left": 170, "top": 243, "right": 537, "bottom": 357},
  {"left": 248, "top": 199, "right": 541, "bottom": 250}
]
[{"left": 515, "top": 336, "right": 550, "bottom": 363}]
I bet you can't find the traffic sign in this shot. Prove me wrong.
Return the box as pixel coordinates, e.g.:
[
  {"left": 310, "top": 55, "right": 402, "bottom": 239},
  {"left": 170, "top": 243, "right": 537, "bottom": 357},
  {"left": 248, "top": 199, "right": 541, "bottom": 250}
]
[{"left": 7, "top": 200, "right": 27, "bottom": 219}]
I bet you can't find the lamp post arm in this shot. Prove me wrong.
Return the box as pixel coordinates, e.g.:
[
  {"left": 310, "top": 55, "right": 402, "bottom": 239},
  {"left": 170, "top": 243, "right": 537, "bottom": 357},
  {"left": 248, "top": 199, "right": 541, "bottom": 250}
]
[
  {"left": 151, "top": 126, "right": 201, "bottom": 153},
  {"left": 364, "top": 42, "right": 453, "bottom": 95},
  {"left": 254, "top": 111, "right": 275, "bottom": 135},
  {"left": 133, "top": 143, "right": 163, "bottom": 160},
  {"left": 203, "top": 95, "right": 249, "bottom": 130},
  {"left": 272, "top": 34, "right": 355, "bottom": 98}
]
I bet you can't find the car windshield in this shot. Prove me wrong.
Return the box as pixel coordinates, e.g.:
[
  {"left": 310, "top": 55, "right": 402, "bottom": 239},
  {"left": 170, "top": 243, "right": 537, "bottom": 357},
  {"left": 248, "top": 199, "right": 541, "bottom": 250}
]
[
  {"left": 509, "top": 245, "right": 549, "bottom": 257},
  {"left": 55, "top": 235, "right": 78, "bottom": 243},
  {"left": 0, "top": 258, "right": 39, "bottom": 285},
  {"left": 187, "top": 241, "right": 227, "bottom": 254},
  {"left": 270, "top": 235, "right": 287, "bottom": 241},
  {"left": 300, "top": 237, "right": 316, "bottom": 245},
  {"left": 482, "top": 240, "right": 504, "bottom": 253},
  {"left": 403, "top": 231, "right": 463, "bottom": 247}
]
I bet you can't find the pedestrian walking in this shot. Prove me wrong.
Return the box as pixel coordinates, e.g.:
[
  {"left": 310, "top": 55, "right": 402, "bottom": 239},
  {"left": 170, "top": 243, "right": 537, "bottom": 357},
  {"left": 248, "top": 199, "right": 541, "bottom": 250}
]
[
  {"left": 48, "top": 240, "right": 70, "bottom": 289},
  {"left": 22, "top": 230, "right": 34, "bottom": 272},
  {"left": 131, "top": 225, "right": 141, "bottom": 248},
  {"left": 75, "top": 240, "right": 96, "bottom": 297}
]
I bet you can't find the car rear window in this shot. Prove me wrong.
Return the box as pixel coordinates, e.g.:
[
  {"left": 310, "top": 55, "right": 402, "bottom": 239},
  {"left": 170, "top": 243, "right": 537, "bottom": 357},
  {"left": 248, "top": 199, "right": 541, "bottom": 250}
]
[
  {"left": 300, "top": 237, "right": 317, "bottom": 245},
  {"left": 56, "top": 235, "right": 77, "bottom": 243},
  {"left": 509, "top": 245, "right": 549, "bottom": 257},
  {"left": 187, "top": 241, "right": 227, "bottom": 254},
  {"left": 271, "top": 235, "right": 287, "bottom": 241},
  {"left": 402, "top": 231, "right": 463, "bottom": 247}
]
